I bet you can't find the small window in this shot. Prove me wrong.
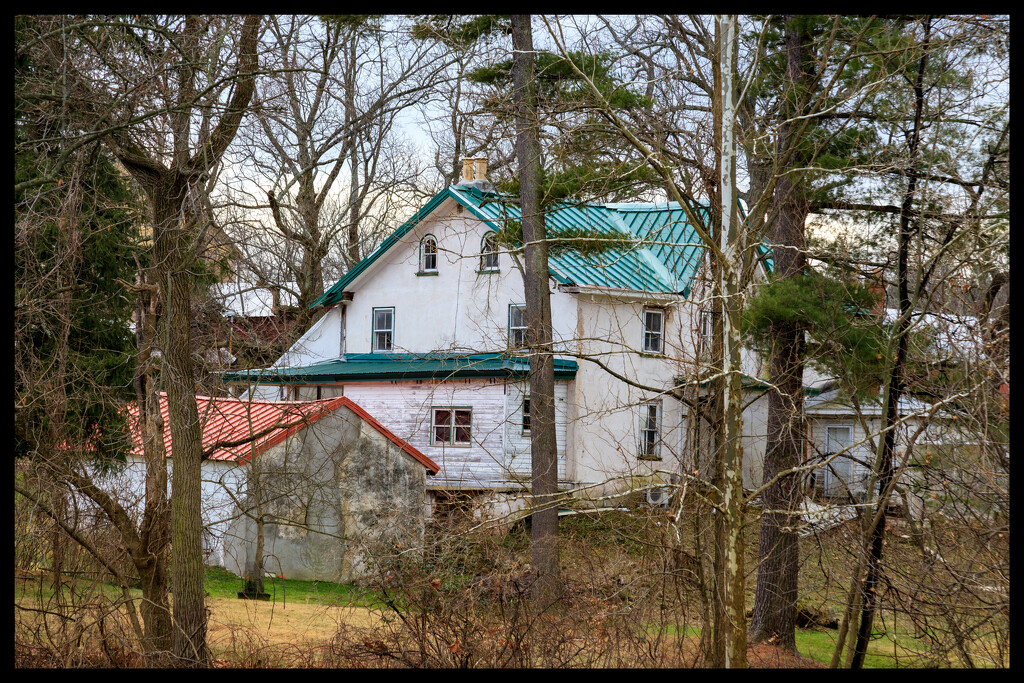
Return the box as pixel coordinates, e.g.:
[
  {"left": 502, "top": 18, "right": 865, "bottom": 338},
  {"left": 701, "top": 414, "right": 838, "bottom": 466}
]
[
  {"left": 522, "top": 398, "right": 531, "bottom": 434},
  {"left": 509, "top": 304, "right": 527, "bottom": 349},
  {"left": 639, "top": 399, "right": 662, "bottom": 460},
  {"left": 643, "top": 308, "right": 664, "bottom": 353},
  {"left": 420, "top": 235, "right": 438, "bottom": 272},
  {"left": 699, "top": 309, "right": 713, "bottom": 348},
  {"left": 432, "top": 407, "right": 472, "bottom": 446},
  {"left": 480, "top": 233, "right": 499, "bottom": 271},
  {"left": 372, "top": 307, "right": 394, "bottom": 352}
]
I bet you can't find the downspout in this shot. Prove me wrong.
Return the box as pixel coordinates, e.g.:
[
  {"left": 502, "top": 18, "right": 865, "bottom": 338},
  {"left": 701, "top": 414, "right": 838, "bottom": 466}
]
[{"left": 803, "top": 397, "right": 810, "bottom": 494}]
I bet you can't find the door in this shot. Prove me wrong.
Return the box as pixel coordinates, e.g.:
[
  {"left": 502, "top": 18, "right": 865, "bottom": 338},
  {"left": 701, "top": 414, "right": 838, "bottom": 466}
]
[{"left": 823, "top": 425, "right": 853, "bottom": 497}]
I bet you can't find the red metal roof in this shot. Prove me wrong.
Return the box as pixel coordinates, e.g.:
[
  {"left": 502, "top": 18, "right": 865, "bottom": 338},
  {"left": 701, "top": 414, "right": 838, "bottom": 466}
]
[{"left": 128, "top": 394, "right": 439, "bottom": 474}]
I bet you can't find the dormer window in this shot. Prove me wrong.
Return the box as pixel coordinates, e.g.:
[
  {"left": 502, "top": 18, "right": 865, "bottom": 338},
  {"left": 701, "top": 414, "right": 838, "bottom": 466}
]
[
  {"left": 419, "top": 235, "right": 438, "bottom": 273},
  {"left": 480, "top": 232, "right": 499, "bottom": 272}
]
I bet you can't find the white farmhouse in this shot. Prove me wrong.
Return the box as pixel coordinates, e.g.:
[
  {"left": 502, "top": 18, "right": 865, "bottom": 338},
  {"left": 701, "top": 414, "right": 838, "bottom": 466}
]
[
  {"left": 224, "top": 165, "right": 772, "bottom": 512},
  {"left": 223, "top": 163, "right": 954, "bottom": 516}
]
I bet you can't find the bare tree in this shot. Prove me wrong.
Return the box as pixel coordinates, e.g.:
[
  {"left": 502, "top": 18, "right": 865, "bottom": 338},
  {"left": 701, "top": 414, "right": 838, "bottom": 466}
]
[
  {"left": 221, "top": 15, "right": 443, "bottom": 335},
  {"left": 18, "top": 14, "right": 263, "bottom": 666}
]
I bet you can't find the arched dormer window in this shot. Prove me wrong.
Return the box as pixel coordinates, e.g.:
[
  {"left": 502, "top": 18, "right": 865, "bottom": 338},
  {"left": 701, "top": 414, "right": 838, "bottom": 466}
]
[
  {"left": 420, "top": 234, "right": 438, "bottom": 273},
  {"left": 479, "top": 232, "right": 499, "bottom": 272}
]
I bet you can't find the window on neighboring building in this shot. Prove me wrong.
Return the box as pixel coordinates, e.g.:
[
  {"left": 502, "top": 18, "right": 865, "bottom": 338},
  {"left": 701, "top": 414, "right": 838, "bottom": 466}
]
[
  {"left": 420, "top": 234, "right": 438, "bottom": 272},
  {"left": 432, "top": 407, "right": 472, "bottom": 446},
  {"left": 643, "top": 308, "right": 664, "bottom": 353},
  {"left": 509, "top": 304, "right": 527, "bottom": 349},
  {"left": 372, "top": 307, "right": 394, "bottom": 352},
  {"left": 480, "top": 232, "right": 499, "bottom": 271},
  {"left": 522, "top": 398, "right": 531, "bottom": 434},
  {"left": 639, "top": 399, "right": 662, "bottom": 459}
]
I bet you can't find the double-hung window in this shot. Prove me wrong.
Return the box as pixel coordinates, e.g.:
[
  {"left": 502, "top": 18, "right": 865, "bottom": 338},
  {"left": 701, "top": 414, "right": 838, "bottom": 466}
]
[
  {"left": 521, "top": 398, "right": 531, "bottom": 434},
  {"left": 643, "top": 308, "right": 664, "bottom": 353},
  {"left": 509, "top": 304, "right": 527, "bottom": 349},
  {"left": 372, "top": 307, "right": 394, "bottom": 352},
  {"left": 432, "top": 407, "right": 472, "bottom": 446},
  {"left": 480, "top": 233, "right": 499, "bottom": 271},
  {"left": 420, "top": 235, "right": 438, "bottom": 272},
  {"left": 639, "top": 399, "right": 663, "bottom": 460}
]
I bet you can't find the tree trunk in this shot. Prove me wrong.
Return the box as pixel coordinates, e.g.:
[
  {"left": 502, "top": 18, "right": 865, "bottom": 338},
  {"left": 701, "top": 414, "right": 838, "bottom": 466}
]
[
  {"left": 511, "top": 14, "right": 561, "bottom": 611},
  {"left": 850, "top": 18, "right": 932, "bottom": 670},
  {"left": 152, "top": 183, "right": 209, "bottom": 667},
  {"left": 716, "top": 16, "right": 747, "bottom": 668},
  {"left": 748, "top": 15, "right": 809, "bottom": 652},
  {"left": 134, "top": 278, "right": 174, "bottom": 657}
]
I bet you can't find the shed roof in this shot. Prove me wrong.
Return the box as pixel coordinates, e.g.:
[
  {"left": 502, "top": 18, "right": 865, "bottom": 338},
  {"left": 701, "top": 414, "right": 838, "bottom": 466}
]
[
  {"left": 313, "top": 184, "right": 772, "bottom": 308},
  {"left": 128, "top": 393, "right": 439, "bottom": 473},
  {"left": 221, "top": 352, "right": 579, "bottom": 384}
]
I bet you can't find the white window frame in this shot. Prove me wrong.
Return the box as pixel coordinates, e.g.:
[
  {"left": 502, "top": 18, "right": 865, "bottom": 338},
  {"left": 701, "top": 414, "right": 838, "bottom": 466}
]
[
  {"left": 509, "top": 304, "right": 527, "bottom": 349},
  {"left": 372, "top": 307, "right": 394, "bottom": 352},
  {"left": 480, "top": 233, "right": 500, "bottom": 272},
  {"left": 420, "top": 234, "right": 438, "bottom": 272},
  {"left": 639, "top": 399, "right": 663, "bottom": 460},
  {"left": 431, "top": 406, "right": 473, "bottom": 446},
  {"left": 643, "top": 308, "right": 664, "bottom": 353},
  {"left": 521, "top": 397, "right": 531, "bottom": 434}
]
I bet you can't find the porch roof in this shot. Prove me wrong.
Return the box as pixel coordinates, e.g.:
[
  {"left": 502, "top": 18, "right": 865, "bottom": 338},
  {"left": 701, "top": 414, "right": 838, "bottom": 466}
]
[{"left": 221, "top": 352, "right": 579, "bottom": 384}]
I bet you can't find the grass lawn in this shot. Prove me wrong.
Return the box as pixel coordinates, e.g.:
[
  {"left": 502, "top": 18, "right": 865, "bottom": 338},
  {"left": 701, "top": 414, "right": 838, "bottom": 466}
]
[
  {"left": 15, "top": 566, "right": 379, "bottom": 610},
  {"left": 203, "top": 566, "right": 382, "bottom": 608},
  {"left": 649, "top": 623, "right": 933, "bottom": 668}
]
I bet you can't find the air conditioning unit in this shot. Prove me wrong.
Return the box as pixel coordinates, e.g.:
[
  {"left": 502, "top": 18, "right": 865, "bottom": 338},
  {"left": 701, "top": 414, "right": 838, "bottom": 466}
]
[{"left": 643, "top": 486, "right": 672, "bottom": 509}]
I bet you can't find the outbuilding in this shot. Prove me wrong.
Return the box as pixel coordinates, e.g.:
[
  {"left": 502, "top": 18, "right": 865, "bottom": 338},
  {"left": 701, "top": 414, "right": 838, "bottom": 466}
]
[{"left": 119, "top": 393, "right": 438, "bottom": 582}]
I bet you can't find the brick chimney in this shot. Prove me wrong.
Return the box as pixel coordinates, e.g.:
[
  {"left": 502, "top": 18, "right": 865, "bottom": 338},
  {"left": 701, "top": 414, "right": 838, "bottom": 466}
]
[
  {"left": 457, "top": 156, "right": 494, "bottom": 192},
  {"left": 865, "top": 269, "right": 886, "bottom": 315}
]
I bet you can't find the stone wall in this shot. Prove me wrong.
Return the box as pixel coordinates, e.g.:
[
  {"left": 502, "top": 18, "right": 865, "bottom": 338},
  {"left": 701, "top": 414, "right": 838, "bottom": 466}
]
[{"left": 223, "top": 405, "right": 427, "bottom": 583}]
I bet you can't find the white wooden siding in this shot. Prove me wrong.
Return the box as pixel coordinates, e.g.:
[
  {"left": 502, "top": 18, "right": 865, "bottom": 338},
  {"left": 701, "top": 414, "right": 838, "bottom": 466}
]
[
  {"left": 503, "top": 380, "right": 569, "bottom": 480},
  {"left": 343, "top": 379, "right": 517, "bottom": 489}
]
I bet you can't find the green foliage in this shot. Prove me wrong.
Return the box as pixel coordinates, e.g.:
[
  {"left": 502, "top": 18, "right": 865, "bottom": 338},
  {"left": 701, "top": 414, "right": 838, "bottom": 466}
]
[
  {"left": 14, "top": 36, "right": 139, "bottom": 465},
  {"left": 500, "top": 162, "right": 659, "bottom": 207},
  {"left": 469, "top": 50, "right": 650, "bottom": 110},
  {"left": 410, "top": 14, "right": 510, "bottom": 48},
  {"left": 742, "top": 271, "right": 888, "bottom": 395}
]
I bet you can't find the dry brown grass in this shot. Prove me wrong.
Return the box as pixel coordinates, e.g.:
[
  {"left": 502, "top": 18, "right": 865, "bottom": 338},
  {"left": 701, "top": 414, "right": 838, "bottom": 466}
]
[{"left": 206, "top": 597, "right": 382, "bottom": 666}]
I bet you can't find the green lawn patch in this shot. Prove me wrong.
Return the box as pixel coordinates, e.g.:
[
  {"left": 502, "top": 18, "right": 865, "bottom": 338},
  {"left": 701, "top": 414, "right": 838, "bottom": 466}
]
[{"left": 203, "top": 566, "right": 382, "bottom": 608}]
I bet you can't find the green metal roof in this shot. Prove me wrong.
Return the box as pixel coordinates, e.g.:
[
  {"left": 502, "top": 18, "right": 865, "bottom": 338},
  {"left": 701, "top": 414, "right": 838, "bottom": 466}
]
[
  {"left": 222, "top": 353, "right": 579, "bottom": 384},
  {"left": 314, "top": 184, "right": 773, "bottom": 308}
]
